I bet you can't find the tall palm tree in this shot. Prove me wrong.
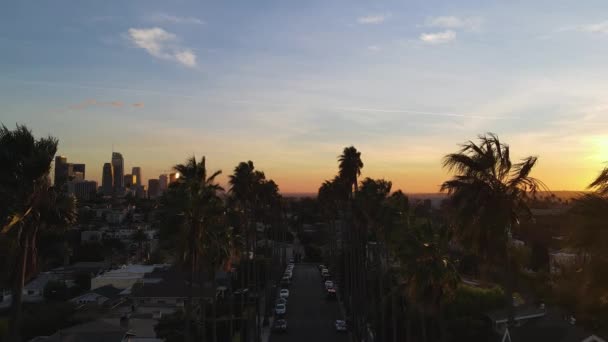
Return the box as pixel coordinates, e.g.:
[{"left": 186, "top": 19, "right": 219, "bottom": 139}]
[
  {"left": 228, "top": 161, "right": 266, "bottom": 342},
  {"left": 440, "top": 133, "right": 543, "bottom": 325},
  {"left": 394, "top": 222, "right": 459, "bottom": 342},
  {"left": 338, "top": 146, "right": 364, "bottom": 195},
  {"left": 337, "top": 146, "right": 365, "bottom": 337},
  {"left": 168, "top": 155, "right": 223, "bottom": 342},
  {"left": 0, "top": 125, "right": 77, "bottom": 341}
]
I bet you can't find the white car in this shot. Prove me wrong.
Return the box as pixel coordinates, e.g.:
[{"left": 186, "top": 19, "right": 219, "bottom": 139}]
[
  {"left": 275, "top": 303, "right": 286, "bottom": 315},
  {"left": 280, "top": 289, "right": 290, "bottom": 299},
  {"left": 325, "top": 280, "right": 334, "bottom": 289},
  {"left": 335, "top": 320, "right": 347, "bottom": 332}
]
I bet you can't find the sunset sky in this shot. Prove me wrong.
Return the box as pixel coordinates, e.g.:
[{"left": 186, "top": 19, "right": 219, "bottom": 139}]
[{"left": 1, "top": 1, "right": 607, "bottom": 193}]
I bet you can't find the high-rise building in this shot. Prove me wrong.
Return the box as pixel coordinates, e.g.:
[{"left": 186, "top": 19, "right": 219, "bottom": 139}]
[
  {"left": 124, "top": 174, "right": 136, "bottom": 188},
  {"left": 148, "top": 179, "right": 160, "bottom": 199},
  {"left": 72, "top": 163, "right": 86, "bottom": 179},
  {"left": 159, "top": 174, "right": 168, "bottom": 192},
  {"left": 54, "top": 156, "right": 68, "bottom": 186},
  {"left": 68, "top": 180, "right": 98, "bottom": 201},
  {"left": 132, "top": 167, "right": 142, "bottom": 187},
  {"left": 112, "top": 152, "right": 124, "bottom": 192},
  {"left": 102, "top": 163, "right": 114, "bottom": 195}
]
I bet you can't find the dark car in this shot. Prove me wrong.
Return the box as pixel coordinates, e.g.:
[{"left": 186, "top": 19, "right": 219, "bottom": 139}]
[{"left": 273, "top": 319, "right": 288, "bottom": 332}]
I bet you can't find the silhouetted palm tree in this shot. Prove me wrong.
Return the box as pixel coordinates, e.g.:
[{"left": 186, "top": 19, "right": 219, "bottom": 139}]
[
  {"left": 395, "top": 221, "right": 459, "bottom": 342},
  {"left": 168, "top": 156, "right": 223, "bottom": 342},
  {"left": 588, "top": 166, "right": 608, "bottom": 196},
  {"left": 338, "top": 146, "right": 364, "bottom": 195},
  {"left": 0, "top": 125, "right": 77, "bottom": 341},
  {"left": 228, "top": 161, "right": 268, "bottom": 342},
  {"left": 440, "top": 133, "right": 543, "bottom": 325}
]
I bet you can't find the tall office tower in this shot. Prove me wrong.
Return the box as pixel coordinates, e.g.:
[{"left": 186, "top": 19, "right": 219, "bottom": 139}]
[
  {"left": 72, "top": 163, "right": 86, "bottom": 179},
  {"left": 54, "top": 156, "right": 69, "bottom": 186},
  {"left": 102, "top": 163, "right": 114, "bottom": 195},
  {"left": 148, "top": 179, "right": 160, "bottom": 199},
  {"left": 68, "top": 180, "right": 98, "bottom": 201},
  {"left": 112, "top": 152, "right": 124, "bottom": 192},
  {"left": 159, "top": 174, "right": 168, "bottom": 192},
  {"left": 124, "top": 174, "right": 135, "bottom": 188},
  {"left": 132, "top": 167, "right": 142, "bottom": 187}
]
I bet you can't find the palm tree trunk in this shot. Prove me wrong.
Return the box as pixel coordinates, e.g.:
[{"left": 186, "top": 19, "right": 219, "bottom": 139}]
[
  {"left": 212, "top": 297, "right": 217, "bottom": 342},
  {"left": 420, "top": 311, "right": 427, "bottom": 342},
  {"left": 9, "top": 227, "right": 28, "bottom": 342},
  {"left": 185, "top": 266, "right": 194, "bottom": 342}
]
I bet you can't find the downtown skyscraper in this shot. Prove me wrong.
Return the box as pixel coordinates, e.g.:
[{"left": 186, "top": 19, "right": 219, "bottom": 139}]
[
  {"left": 102, "top": 162, "right": 113, "bottom": 195},
  {"left": 112, "top": 152, "right": 124, "bottom": 193},
  {"left": 132, "top": 167, "right": 142, "bottom": 187}
]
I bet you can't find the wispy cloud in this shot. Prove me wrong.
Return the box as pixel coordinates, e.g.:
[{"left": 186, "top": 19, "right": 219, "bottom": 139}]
[
  {"left": 358, "top": 14, "right": 388, "bottom": 24},
  {"left": 146, "top": 13, "right": 204, "bottom": 25},
  {"left": 67, "top": 100, "right": 143, "bottom": 110},
  {"left": 426, "top": 16, "right": 482, "bottom": 31},
  {"left": 127, "top": 27, "right": 197, "bottom": 67},
  {"left": 367, "top": 45, "right": 380, "bottom": 51},
  {"left": 419, "top": 30, "right": 456, "bottom": 44},
  {"left": 575, "top": 21, "right": 608, "bottom": 34}
]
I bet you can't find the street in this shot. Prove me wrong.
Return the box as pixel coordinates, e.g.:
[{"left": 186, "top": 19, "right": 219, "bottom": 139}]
[{"left": 269, "top": 263, "right": 349, "bottom": 342}]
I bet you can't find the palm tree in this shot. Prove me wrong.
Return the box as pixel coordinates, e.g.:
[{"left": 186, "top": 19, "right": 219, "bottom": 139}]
[
  {"left": 338, "top": 146, "right": 364, "bottom": 195},
  {"left": 337, "top": 146, "right": 365, "bottom": 337},
  {"left": 588, "top": 166, "right": 608, "bottom": 196},
  {"left": 228, "top": 161, "right": 267, "bottom": 342},
  {"left": 0, "top": 125, "right": 77, "bottom": 341},
  {"left": 440, "top": 133, "right": 543, "bottom": 326},
  {"left": 394, "top": 222, "right": 459, "bottom": 342},
  {"left": 167, "top": 155, "right": 223, "bottom": 342}
]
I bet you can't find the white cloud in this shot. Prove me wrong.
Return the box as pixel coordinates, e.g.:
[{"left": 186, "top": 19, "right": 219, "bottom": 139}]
[
  {"left": 358, "top": 14, "right": 387, "bottom": 24},
  {"left": 175, "top": 50, "right": 197, "bottom": 67},
  {"left": 367, "top": 45, "right": 380, "bottom": 51},
  {"left": 127, "top": 27, "right": 197, "bottom": 67},
  {"left": 577, "top": 21, "right": 608, "bottom": 34},
  {"left": 426, "top": 16, "right": 482, "bottom": 31},
  {"left": 419, "top": 30, "right": 456, "bottom": 44},
  {"left": 146, "top": 13, "right": 204, "bottom": 25}
]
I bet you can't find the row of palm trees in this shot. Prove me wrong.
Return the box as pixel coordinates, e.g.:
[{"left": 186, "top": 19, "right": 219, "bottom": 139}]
[
  {"left": 318, "top": 133, "right": 608, "bottom": 342},
  {"left": 2, "top": 124, "right": 607, "bottom": 342},
  {"left": 159, "top": 156, "right": 283, "bottom": 342}
]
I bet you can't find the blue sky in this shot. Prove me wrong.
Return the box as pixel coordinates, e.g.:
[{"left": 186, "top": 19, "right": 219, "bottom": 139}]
[{"left": 1, "top": 0, "right": 608, "bottom": 192}]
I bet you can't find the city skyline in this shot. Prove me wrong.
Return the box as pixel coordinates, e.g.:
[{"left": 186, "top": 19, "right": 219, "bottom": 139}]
[{"left": 2, "top": 1, "right": 608, "bottom": 193}]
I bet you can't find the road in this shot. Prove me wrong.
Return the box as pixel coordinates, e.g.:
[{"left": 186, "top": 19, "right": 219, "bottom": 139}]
[{"left": 269, "top": 263, "right": 349, "bottom": 342}]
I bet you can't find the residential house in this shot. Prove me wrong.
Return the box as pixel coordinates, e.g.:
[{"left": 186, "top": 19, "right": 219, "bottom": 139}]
[{"left": 70, "top": 284, "right": 123, "bottom": 306}]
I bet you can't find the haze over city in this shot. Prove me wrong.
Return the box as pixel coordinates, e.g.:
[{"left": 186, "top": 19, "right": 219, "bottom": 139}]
[{"left": 2, "top": 1, "right": 608, "bottom": 192}]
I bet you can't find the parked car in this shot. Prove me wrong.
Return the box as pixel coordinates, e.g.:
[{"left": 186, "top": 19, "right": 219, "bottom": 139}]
[
  {"left": 273, "top": 319, "right": 288, "bottom": 332},
  {"left": 326, "top": 287, "right": 336, "bottom": 298},
  {"left": 335, "top": 320, "right": 347, "bottom": 332},
  {"left": 280, "top": 289, "right": 290, "bottom": 298},
  {"left": 324, "top": 280, "right": 334, "bottom": 289},
  {"left": 276, "top": 297, "right": 288, "bottom": 306},
  {"left": 275, "top": 303, "right": 287, "bottom": 315},
  {"left": 318, "top": 264, "right": 326, "bottom": 271}
]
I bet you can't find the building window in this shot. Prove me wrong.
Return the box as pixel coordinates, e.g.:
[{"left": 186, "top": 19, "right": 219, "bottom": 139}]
[{"left": 27, "top": 290, "right": 35, "bottom": 295}]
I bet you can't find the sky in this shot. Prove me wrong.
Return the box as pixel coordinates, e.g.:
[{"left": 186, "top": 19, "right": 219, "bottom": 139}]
[{"left": 1, "top": 0, "right": 608, "bottom": 193}]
